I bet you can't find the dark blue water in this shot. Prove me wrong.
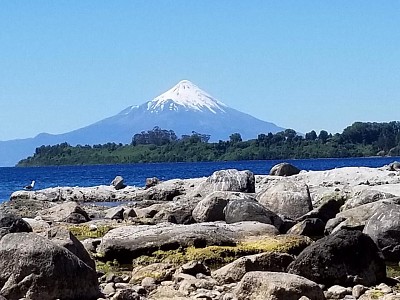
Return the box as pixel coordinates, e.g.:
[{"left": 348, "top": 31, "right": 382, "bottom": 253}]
[{"left": 0, "top": 157, "right": 399, "bottom": 203}]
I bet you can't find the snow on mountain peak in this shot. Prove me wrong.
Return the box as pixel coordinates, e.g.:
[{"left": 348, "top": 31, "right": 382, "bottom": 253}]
[{"left": 147, "top": 80, "right": 227, "bottom": 114}]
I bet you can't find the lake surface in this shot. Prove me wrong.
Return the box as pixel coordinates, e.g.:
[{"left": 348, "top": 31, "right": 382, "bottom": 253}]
[{"left": 0, "top": 157, "right": 399, "bottom": 203}]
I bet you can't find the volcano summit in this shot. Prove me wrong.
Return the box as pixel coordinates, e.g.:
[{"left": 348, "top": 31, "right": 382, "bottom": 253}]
[{"left": 0, "top": 80, "right": 285, "bottom": 166}]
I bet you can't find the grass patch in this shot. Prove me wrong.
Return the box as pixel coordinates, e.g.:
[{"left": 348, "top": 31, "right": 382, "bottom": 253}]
[{"left": 68, "top": 224, "right": 113, "bottom": 240}]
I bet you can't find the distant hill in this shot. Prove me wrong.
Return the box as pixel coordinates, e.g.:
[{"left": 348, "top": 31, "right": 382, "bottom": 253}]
[{"left": 0, "top": 80, "right": 285, "bottom": 166}]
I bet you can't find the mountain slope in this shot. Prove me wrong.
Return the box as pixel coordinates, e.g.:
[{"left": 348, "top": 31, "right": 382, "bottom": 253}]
[{"left": 0, "top": 80, "right": 285, "bottom": 166}]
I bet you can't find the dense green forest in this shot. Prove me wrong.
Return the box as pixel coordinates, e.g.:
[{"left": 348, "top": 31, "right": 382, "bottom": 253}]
[{"left": 17, "top": 122, "right": 400, "bottom": 166}]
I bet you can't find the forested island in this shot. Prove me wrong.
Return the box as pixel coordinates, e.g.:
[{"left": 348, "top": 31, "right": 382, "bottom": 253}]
[{"left": 17, "top": 121, "right": 400, "bottom": 166}]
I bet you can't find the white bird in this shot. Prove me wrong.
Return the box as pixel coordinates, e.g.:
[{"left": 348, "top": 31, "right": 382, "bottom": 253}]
[{"left": 24, "top": 180, "right": 35, "bottom": 190}]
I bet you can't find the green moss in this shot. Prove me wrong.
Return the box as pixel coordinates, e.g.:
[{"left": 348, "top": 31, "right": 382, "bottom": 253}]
[
  {"left": 368, "top": 289, "right": 385, "bottom": 299},
  {"left": 96, "top": 260, "right": 132, "bottom": 275},
  {"left": 68, "top": 224, "right": 113, "bottom": 240},
  {"left": 132, "top": 235, "right": 311, "bottom": 268},
  {"left": 386, "top": 263, "right": 400, "bottom": 278}
]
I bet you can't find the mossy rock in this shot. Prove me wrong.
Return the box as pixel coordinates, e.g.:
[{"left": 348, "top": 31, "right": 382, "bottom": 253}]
[
  {"left": 133, "top": 234, "right": 311, "bottom": 268},
  {"left": 68, "top": 224, "right": 113, "bottom": 240},
  {"left": 386, "top": 263, "right": 400, "bottom": 278}
]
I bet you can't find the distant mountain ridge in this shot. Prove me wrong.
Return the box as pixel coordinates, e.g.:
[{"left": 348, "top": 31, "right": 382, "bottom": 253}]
[{"left": 0, "top": 80, "right": 285, "bottom": 166}]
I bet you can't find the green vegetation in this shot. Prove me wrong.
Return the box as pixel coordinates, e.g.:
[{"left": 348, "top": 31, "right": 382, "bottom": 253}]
[
  {"left": 17, "top": 121, "right": 400, "bottom": 166},
  {"left": 132, "top": 235, "right": 311, "bottom": 267},
  {"left": 68, "top": 224, "right": 114, "bottom": 240}
]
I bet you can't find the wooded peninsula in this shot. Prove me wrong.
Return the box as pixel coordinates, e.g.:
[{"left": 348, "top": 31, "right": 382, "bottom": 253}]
[{"left": 16, "top": 121, "right": 400, "bottom": 166}]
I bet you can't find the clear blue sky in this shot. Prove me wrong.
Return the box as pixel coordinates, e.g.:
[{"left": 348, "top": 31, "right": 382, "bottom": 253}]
[{"left": 1, "top": 1, "right": 399, "bottom": 141}]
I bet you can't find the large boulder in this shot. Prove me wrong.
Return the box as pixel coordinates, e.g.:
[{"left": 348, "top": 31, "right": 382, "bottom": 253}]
[
  {"left": 152, "top": 197, "right": 199, "bottom": 224},
  {"left": 287, "top": 229, "right": 386, "bottom": 287},
  {"left": 38, "top": 201, "right": 90, "bottom": 224},
  {"left": 224, "top": 198, "right": 282, "bottom": 230},
  {"left": 46, "top": 226, "right": 96, "bottom": 269},
  {"left": 0, "top": 212, "right": 32, "bottom": 239},
  {"left": 341, "top": 189, "right": 396, "bottom": 211},
  {"left": 97, "top": 222, "right": 279, "bottom": 263},
  {"left": 234, "top": 271, "right": 324, "bottom": 300},
  {"left": 197, "top": 169, "right": 255, "bottom": 196},
  {"left": 269, "top": 162, "right": 301, "bottom": 176},
  {"left": 140, "top": 179, "right": 187, "bottom": 201},
  {"left": 325, "top": 198, "right": 400, "bottom": 234},
  {"left": 363, "top": 204, "right": 400, "bottom": 261},
  {"left": 192, "top": 191, "right": 230, "bottom": 223},
  {"left": 212, "top": 252, "right": 294, "bottom": 284},
  {"left": 0, "top": 232, "right": 100, "bottom": 300},
  {"left": 257, "top": 181, "right": 312, "bottom": 220}
]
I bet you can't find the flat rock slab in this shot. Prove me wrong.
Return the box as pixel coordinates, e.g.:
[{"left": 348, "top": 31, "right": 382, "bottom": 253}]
[
  {"left": 10, "top": 178, "right": 205, "bottom": 203},
  {"left": 235, "top": 271, "right": 324, "bottom": 300},
  {"left": 97, "top": 221, "right": 279, "bottom": 263}
]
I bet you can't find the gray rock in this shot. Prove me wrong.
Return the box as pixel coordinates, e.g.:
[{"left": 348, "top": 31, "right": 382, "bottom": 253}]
[
  {"left": 141, "top": 179, "right": 185, "bottom": 201},
  {"left": 224, "top": 198, "right": 282, "bottom": 230},
  {"left": 192, "top": 191, "right": 230, "bottom": 222},
  {"left": 22, "top": 217, "right": 50, "bottom": 233},
  {"left": 141, "top": 277, "right": 157, "bottom": 291},
  {"left": 46, "top": 226, "right": 96, "bottom": 269},
  {"left": 134, "top": 204, "right": 163, "bottom": 219},
  {"left": 0, "top": 197, "right": 55, "bottom": 218},
  {"left": 389, "top": 161, "right": 400, "bottom": 171},
  {"left": 342, "top": 190, "right": 396, "bottom": 211},
  {"left": 103, "top": 282, "right": 116, "bottom": 295},
  {"left": 287, "top": 218, "right": 325, "bottom": 237},
  {"left": 105, "top": 206, "right": 125, "bottom": 220},
  {"left": 363, "top": 204, "right": 400, "bottom": 261},
  {"left": 269, "top": 162, "right": 301, "bottom": 176},
  {"left": 298, "top": 192, "right": 346, "bottom": 223},
  {"left": 352, "top": 284, "right": 367, "bottom": 298},
  {"left": 197, "top": 169, "right": 255, "bottom": 195},
  {"left": 111, "top": 289, "right": 140, "bottom": 300},
  {"left": 287, "top": 229, "right": 386, "bottom": 287},
  {"left": 123, "top": 208, "right": 137, "bottom": 220},
  {"left": 212, "top": 252, "right": 294, "bottom": 284},
  {"left": 145, "top": 177, "right": 160, "bottom": 189},
  {"left": 98, "top": 223, "right": 235, "bottom": 263},
  {"left": 97, "top": 222, "right": 278, "bottom": 263},
  {"left": 0, "top": 232, "right": 100, "bottom": 300},
  {"left": 257, "top": 181, "right": 313, "bottom": 220},
  {"left": 65, "top": 212, "right": 89, "bottom": 224},
  {"left": 177, "top": 261, "right": 210, "bottom": 277},
  {"left": 38, "top": 201, "right": 90, "bottom": 223},
  {"left": 10, "top": 185, "right": 139, "bottom": 203},
  {"left": 111, "top": 176, "right": 126, "bottom": 190},
  {"left": 152, "top": 196, "right": 198, "bottom": 224},
  {"left": 131, "top": 263, "right": 175, "bottom": 283},
  {"left": 218, "top": 221, "right": 280, "bottom": 239},
  {"left": 325, "top": 285, "right": 352, "bottom": 299},
  {"left": 325, "top": 198, "right": 400, "bottom": 234},
  {"left": 0, "top": 212, "right": 32, "bottom": 239},
  {"left": 234, "top": 271, "right": 324, "bottom": 300}
]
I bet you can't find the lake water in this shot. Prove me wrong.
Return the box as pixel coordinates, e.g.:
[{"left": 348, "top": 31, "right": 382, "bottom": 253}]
[{"left": 0, "top": 157, "right": 399, "bottom": 203}]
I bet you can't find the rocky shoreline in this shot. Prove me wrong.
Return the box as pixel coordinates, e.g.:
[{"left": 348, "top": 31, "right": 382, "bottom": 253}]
[{"left": 2, "top": 162, "right": 400, "bottom": 299}]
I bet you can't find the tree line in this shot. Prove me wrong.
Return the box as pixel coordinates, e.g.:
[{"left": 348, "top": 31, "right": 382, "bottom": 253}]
[{"left": 17, "top": 121, "right": 400, "bottom": 166}]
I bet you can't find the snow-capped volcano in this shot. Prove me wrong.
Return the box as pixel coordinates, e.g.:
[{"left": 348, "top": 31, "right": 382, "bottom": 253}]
[
  {"left": 0, "top": 80, "right": 287, "bottom": 166},
  {"left": 147, "top": 80, "right": 227, "bottom": 114}
]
